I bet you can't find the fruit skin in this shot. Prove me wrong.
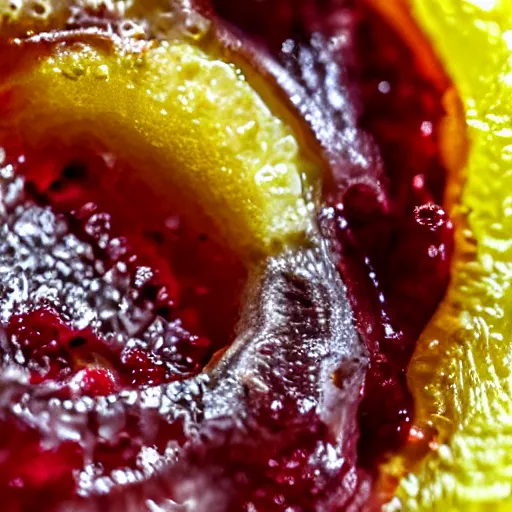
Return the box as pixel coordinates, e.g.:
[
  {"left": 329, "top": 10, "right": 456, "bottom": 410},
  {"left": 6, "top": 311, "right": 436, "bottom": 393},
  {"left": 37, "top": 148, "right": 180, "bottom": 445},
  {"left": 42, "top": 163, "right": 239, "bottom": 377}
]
[
  {"left": 388, "top": 0, "right": 512, "bottom": 510},
  {"left": 0, "top": 32, "right": 315, "bottom": 261}
]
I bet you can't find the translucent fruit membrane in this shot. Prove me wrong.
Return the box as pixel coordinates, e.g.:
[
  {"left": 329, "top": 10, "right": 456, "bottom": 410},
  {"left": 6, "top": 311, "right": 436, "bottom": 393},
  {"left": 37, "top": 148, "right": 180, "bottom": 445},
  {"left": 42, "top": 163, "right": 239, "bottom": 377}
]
[{"left": 0, "top": 0, "right": 457, "bottom": 511}]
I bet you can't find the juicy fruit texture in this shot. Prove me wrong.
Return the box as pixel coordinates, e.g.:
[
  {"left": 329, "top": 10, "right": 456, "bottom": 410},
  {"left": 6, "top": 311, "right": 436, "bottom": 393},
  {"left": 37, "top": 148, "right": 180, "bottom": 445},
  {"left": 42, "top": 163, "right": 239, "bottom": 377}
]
[
  {"left": 0, "top": 151, "right": 244, "bottom": 509},
  {"left": 0, "top": 2, "right": 369, "bottom": 510},
  {"left": 0, "top": 0, "right": 460, "bottom": 510},
  {"left": 389, "top": 0, "right": 512, "bottom": 510},
  {"left": 212, "top": 0, "right": 456, "bottom": 498},
  {"left": 17, "top": 142, "right": 245, "bottom": 355},
  {"left": 194, "top": 244, "right": 367, "bottom": 512},
  {"left": 0, "top": 31, "right": 314, "bottom": 259},
  {"left": 0, "top": 176, "right": 367, "bottom": 510},
  {"left": 337, "top": 4, "right": 454, "bottom": 468},
  {"left": 255, "top": 0, "right": 454, "bottom": 469}
]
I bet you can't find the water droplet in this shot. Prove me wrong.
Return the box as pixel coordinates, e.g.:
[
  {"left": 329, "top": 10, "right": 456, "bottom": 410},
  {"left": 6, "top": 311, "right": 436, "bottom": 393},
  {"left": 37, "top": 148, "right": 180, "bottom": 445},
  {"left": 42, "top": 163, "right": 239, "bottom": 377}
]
[{"left": 95, "top": 64, "right": 110, "bottom": 80}]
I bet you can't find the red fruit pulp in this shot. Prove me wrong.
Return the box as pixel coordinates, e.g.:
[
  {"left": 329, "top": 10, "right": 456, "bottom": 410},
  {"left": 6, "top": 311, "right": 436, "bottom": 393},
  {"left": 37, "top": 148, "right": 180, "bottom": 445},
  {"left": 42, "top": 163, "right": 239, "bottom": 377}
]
[
  {"left": 0, "top": 129, "right": 245, "bottom": 508},
  {"left": 19, "top": 147, "right": 246, "bottom": 354},
  {"left": 0, "top": 420, "right": 83, "bottom": 512},
  {"left": 340, "top": 5, "right": 453, "bottom": 468}
]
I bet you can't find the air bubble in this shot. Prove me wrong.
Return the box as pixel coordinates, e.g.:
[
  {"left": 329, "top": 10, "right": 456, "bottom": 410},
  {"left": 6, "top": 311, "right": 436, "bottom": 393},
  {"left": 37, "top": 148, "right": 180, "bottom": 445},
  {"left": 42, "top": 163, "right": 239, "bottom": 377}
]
[
  {"left": 29, "top": 0, "right": 50, "bottom": 19},
  {"left": 148, "top": 1, "right": 210, "bottom": 42},
  {"left": 2, "top": 0, "right": 22, "bottom": 19},
  {"left": 118, "top": 19, "right": 144, "bottom": 39},
  {"left": 183, "top": 11, "right": 210, "bottom": 41}
]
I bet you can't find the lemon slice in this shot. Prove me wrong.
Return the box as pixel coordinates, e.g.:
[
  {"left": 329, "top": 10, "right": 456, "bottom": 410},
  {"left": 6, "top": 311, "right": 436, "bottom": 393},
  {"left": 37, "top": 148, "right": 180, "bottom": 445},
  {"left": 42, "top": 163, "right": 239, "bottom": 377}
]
[
  {"left": 0, "top": 32, "right": 316, "bottom": 260},
  {"left": 386, "top": 1, "right": 512, "bottom": 510}
]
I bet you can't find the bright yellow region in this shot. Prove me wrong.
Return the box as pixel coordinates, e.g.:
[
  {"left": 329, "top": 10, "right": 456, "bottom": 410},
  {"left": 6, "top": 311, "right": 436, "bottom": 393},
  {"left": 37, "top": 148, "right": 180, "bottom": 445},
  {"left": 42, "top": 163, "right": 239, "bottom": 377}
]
[
  {"left": 390, "top": 0, "right": 512, "bottom": 510},
  {"left": 0, "top": 38, "right": 314, "bottom": 260}
]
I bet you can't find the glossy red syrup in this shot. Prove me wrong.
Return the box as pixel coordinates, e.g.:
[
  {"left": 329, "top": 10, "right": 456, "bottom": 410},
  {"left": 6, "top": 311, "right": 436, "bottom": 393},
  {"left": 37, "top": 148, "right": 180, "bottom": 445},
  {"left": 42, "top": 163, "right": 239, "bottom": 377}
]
[{"left": 336, "top": 5, "right": 453, "bottom": 468}]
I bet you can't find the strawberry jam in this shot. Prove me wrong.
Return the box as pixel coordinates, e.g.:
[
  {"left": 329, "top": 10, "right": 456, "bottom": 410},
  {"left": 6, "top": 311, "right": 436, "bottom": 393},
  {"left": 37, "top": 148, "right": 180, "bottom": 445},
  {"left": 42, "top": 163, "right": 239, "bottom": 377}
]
[
  {"left": 0, "top": 140, "right": 246, "bottom": 391},
  {"left": 0, "top": 142, "right": 245, "bottom": 509},
  {"left": 337, "top": 4, "right": 453, "bottom": 469},
  {"left": 0, "top": 1, "right": 457, "bottom": 511}
]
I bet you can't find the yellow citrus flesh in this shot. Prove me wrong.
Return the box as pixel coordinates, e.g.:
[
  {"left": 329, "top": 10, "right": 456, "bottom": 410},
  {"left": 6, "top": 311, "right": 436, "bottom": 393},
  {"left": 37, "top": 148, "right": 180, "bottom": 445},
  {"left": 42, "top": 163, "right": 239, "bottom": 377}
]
[
  {"left": 0, "top": 36, "right": 315, "bottom": 260},
  {"left": 387, "top": 0, "right": 512, "bottom": 510}
]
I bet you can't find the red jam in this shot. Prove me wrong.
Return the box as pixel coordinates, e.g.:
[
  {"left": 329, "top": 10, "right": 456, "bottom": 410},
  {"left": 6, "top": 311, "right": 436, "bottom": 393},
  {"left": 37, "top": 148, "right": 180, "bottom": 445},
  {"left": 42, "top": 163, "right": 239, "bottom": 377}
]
[
  {"left": 0, "top": 137, "right": 245, "bottom": 509},
  {"left": 339, "top": 5, "right": 453, "bottom": 468}
]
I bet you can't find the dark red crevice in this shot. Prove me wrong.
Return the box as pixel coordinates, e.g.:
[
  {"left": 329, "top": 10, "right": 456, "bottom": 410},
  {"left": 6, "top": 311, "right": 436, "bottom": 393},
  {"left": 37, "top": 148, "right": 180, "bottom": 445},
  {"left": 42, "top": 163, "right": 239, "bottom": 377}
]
[{"left": 343, "top": 5, "right": 453, "bottom": 468}]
